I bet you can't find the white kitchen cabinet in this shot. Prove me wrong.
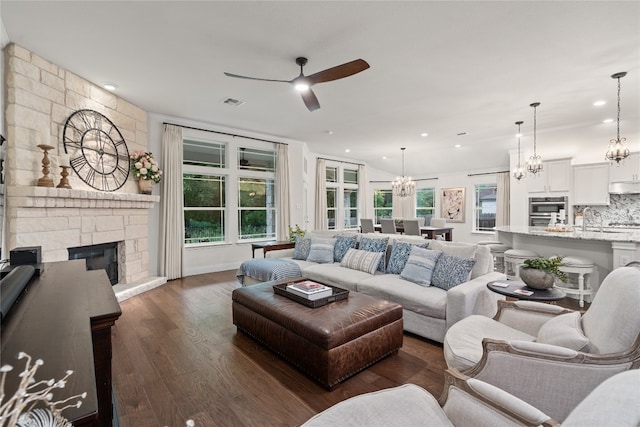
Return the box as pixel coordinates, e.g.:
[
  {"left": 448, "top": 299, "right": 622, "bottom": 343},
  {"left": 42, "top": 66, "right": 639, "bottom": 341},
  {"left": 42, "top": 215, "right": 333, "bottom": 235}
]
[
  {"left": 573, "top": 163, "right": 610, "bottom": 205},
  {"left": 527, "top": 159, "right": 572, "bottom": 193},
  {"left": 609, "top": 152, "right": 640, "bottom": 182}
]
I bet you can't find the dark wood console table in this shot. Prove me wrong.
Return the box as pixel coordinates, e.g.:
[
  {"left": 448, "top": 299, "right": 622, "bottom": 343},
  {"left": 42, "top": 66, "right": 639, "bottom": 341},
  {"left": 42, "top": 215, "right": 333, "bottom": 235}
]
[
  {"left": 0, "top": 260, "right": 122, "bottom": 426},
  {"left": 251, "top": 240, "right": 295, "bottom": 258}
]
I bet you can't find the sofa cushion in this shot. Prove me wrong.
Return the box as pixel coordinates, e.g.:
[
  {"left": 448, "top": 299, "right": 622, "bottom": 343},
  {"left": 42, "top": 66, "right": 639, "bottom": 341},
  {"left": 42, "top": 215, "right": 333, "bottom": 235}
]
[
  {"left": 334, "top": 234, "right": 358, "bottom": 262},
  {"left": 304, "top": 263, "right": 379, "bottom": 292},
  {"left": 431, "top": 253, "right": 476, "bottom": 290},
  {"left": 400, "top": 247, "right": 442, "bottom": 286},
  {"left": 358, "top": 274, "right": 448, "bottom": 320},
  {"left": 386, "top": 241, "right": 430, "bottom": 274},
  {"left": 536, "top": 311, "right": 589, "bottom": 351},
  {"left": 341, "top": 248, "right": 383, "bottom": 275},
  {"left": 292, "top": 236, "right": 312, "bottom": 260},
  {"left": 307, "top": 238, "right": 336, "bottom": 264},
  {"left": 359, "top": 236, "right": 389, "bottom": 272}
]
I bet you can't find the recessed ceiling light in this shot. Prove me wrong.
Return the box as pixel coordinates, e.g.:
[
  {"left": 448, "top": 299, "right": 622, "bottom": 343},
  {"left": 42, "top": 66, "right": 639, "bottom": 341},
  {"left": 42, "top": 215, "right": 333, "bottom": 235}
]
[
  {"left": 345, "top": 149, "right": 350, "bottom": 153},
  {"left": 455, "top": 144, "right": 461, "bottom": 148},
  {"left": 103, "top": 83, "right": 118, "bottom": 91},
  {"left": 382, "top": 156, "right": 387, "bottom": 160},
  {"left": 420, "top": 132, "right": 429, "bottom": 137},
  {"left": 326, "top": 130, "right": 334, "bottom": 135},
  {"left": 603, "top": 118, "right": 614, "bottom": 123},
  {"left": 593, "top": 100, "right": 606, "bottom": 106}
]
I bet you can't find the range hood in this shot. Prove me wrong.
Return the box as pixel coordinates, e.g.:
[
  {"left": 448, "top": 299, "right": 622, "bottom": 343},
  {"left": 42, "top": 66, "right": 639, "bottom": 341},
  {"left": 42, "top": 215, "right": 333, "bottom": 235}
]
[{"left": 609, "top": 181, "right": 640, "bottom": 194}]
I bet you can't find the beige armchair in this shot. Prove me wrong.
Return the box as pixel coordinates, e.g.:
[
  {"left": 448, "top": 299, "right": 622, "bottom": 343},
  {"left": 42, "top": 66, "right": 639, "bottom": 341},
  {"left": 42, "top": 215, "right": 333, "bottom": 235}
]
[
  {"left": 443, "top": 266, "right": 640, "bottom": 421},
  {"left": 301, "top": 368, "right": 640, "bottom": 427}
]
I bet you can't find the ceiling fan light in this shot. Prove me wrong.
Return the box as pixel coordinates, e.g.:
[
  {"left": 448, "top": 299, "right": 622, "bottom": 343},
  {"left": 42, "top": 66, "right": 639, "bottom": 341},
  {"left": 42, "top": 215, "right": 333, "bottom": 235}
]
[{"left": 294, "top": 82, "right": 309, "bottom": 92}]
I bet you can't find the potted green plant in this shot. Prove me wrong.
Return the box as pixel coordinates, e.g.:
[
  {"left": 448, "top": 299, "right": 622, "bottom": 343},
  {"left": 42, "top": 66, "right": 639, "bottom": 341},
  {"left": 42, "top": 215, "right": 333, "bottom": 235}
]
[
  {"left": 288, "top": 224, "right": 306, "bottom": 242},
  {"left": 520, "top": 256, "right": 567, "bottom": 290}
]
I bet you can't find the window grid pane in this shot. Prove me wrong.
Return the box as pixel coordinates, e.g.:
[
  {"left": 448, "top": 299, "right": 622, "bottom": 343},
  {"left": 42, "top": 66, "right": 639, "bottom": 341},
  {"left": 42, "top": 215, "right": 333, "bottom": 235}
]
[
  {"left": 238, "top": 147, "right": 276, "bottom": 172},
  {"left": 374, "top": 189, "right": 393, "bottom": 223},
  {"left": 417, "top": 188, "right": 436, "bottom": 225},
  {"left": 238, "top": 177, "right": 276, "bottom": 239},
  {"left": 343, "top": 189, "right": 358, "bottom": 228},
  {"left": 343, "top": 169, "right": 358, "bottom": 184},
  {"left": 184, "top": 209, "right": 225, "bottom": 244},
  {"left": 326, "top": 167, "right": 337, "bottom": 183},
  {"left": 475, "top": 184, "right": 497, "bottom": 232},
  {"left": 184, "top": 140, "right": 225, "bottom": 168}
]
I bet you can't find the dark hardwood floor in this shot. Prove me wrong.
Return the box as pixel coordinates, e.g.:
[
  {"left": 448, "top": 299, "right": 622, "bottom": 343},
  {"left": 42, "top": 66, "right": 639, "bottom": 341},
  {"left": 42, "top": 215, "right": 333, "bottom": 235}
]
[{"left": 111, "top": 270, "right": 588, "bottom": 427}]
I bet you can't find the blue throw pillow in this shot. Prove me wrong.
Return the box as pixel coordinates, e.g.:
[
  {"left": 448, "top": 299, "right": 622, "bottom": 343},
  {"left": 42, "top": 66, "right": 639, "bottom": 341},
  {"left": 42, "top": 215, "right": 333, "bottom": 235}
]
[
  {"left": 306, "top": 238, "right": 336, "bottom": 264},
  {"left": 334, "top": 234, "right": 358, "bottom": 262},
  {"left": 431, "top": 253, "right": 476, "bottom": 290},
  {"left": 359, "top": 236, "right": 389, "bottom": 272},
  {"left": 400, "top": 246, "right": 442, "bottom": 286},
  {"left": 292, "top": 236, "right": 312, "bottom": 260},
  {"left": 386, "top": 241, "right": 430, "bottom": 274}
]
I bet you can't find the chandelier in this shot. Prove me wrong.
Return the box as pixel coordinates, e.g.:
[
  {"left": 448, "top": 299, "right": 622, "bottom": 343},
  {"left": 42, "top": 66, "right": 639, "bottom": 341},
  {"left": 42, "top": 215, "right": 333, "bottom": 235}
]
[
  {"left": 513, "top": 120, "right": 525, "bottom": 181},
  {"left": 526, "top": 102, "right": 543, "bottom": 174},
  {"left": 392, "top": 147, "right": 415, "bottom": 198},
  {"left": 605, "top": 72, "right": 630, "bottom": 164}
]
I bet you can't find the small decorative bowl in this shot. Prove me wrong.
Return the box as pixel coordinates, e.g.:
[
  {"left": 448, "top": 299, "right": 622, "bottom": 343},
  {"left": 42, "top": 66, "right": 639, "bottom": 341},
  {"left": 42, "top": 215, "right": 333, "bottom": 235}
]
[{"left": 519, "top": 267, "right": 556, "bottom": 290}]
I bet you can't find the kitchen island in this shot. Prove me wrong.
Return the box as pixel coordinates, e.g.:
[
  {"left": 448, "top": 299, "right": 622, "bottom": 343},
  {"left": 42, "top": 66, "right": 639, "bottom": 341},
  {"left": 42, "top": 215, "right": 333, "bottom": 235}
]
[{"left": 495, "top": 226, "right": 640, "bottom": 295}]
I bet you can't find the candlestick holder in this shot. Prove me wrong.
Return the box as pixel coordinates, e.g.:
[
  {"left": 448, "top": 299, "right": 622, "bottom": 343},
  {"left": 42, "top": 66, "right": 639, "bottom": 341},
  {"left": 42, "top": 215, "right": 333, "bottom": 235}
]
[
  {"left": 57, "top": 166, "right": 72, "bottom": 189},
  {"left": 36, "top": 144, "right": 55, "bottom": 187}
]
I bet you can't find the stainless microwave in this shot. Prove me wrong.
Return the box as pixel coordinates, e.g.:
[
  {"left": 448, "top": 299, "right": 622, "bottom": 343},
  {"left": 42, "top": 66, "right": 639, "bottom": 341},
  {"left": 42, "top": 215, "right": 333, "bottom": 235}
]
[{"left": 529, "top": 196, "right": 568, "bottom": 226}]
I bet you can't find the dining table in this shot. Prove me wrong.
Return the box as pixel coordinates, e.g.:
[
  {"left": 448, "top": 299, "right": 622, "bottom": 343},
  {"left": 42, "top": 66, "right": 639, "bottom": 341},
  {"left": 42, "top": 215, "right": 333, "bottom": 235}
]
[{"left": 373, "top": 224, "right": 454, "bottom": 241}]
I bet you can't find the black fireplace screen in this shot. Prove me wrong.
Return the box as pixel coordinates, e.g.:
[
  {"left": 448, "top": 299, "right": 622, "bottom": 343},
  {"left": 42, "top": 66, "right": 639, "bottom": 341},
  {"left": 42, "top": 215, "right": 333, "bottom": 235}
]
[{"left": 68, "top": 242, "right": 118, "bottom": 285}]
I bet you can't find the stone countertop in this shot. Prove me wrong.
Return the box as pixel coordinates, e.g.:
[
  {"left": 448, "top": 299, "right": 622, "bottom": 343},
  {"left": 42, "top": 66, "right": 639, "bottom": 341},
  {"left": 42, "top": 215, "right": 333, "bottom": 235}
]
[{"left": 495, "top": 226, "right": 640, "bottom": 244}]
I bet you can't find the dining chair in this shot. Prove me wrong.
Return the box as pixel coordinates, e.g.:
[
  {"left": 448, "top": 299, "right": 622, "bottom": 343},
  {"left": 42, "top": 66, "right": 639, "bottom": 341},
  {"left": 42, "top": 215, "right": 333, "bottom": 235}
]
[
  {"left": 360, "top": 218, "right": 375, "bottom": 233},
  {"left": 403, "top": 219, "right": 421, "bottom": 236},
  {"left": 380, "top": 218, "right": 397, "bottom": 234}
]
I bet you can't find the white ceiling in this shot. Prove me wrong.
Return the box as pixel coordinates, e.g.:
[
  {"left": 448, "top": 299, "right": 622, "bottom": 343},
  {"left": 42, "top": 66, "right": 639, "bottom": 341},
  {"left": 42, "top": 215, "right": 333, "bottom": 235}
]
[{"left": 1, "top": 1, "right": 639, "bottom": 177}]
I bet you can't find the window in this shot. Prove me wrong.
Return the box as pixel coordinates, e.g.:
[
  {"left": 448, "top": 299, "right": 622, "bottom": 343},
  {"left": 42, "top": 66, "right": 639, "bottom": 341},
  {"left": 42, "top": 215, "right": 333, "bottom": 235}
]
[
  {"left": 326, "top": 165, "right": 359, "bottom": 230},
  {"left": 373, "top": 189, "right": 393, "bottom": 223},
  {"left": 416, "top": 188, "right": 436, "bottom": 225},
  {"left": 475, "top": 183, "right": 497, "bottom": 232},
  {"left": 238, "top": 177, "right": 276, "bottom": 239},
  {"left": 183, "top": 134, "right": 278, "bottom": 245},
  {"left": 326, "top": 188, "right": 337, "bottom": 229},
  {"left": 184, "top": 174, "right": 225, "bottom": 244}
]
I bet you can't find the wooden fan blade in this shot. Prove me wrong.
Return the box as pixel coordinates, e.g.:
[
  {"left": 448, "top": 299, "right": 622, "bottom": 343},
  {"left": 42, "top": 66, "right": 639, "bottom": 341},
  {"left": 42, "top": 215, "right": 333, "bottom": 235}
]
[
  {"left": 306, "top": 59, "right": 370, "bottom": 85},
  {"left": 224, "top": 72, "right": 291, "bottom": 83},
  {"left": 301, "top": 88, "right": 320, "bottom": 111}
]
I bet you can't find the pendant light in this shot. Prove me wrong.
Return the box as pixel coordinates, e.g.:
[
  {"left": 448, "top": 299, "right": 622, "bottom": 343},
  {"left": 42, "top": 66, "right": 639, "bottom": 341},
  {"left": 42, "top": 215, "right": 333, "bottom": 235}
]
[
  {"left": 526, "top": 102, "right": 543, "bottom": 174},
  {"left": 605, "top": 72, "right": 630, "bottom": 164},
  {"left": 391, "top": 147, "right": 415, "bottom": 198},
  {"left": 513, "top": 120, "right": 525, "bottom": 181}
]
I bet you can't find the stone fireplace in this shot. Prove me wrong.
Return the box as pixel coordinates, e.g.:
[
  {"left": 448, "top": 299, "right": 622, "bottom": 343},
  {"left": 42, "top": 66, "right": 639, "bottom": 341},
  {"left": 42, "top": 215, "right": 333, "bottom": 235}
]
[{"left": 6, "top": 186, "right": 160, "bottom": 289}]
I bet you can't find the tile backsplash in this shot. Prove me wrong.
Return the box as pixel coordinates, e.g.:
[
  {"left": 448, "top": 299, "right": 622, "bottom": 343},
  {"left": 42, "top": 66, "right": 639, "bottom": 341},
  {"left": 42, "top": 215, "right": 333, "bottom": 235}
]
[{"left": 575, "top": 194, "right": 640, "bottom": 225}]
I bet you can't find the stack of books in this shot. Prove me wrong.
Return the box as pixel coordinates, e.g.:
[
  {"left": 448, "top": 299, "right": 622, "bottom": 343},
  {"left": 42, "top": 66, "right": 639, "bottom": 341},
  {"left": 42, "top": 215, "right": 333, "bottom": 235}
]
[{"left": 286, "top": 280, "right": 333, "bottom": 301}]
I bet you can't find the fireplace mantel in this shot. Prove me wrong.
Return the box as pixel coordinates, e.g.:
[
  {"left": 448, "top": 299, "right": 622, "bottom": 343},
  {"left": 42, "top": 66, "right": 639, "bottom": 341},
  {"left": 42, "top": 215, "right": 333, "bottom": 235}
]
[{"left": 7, "top": 185, "right": 160, "bottom": 209}]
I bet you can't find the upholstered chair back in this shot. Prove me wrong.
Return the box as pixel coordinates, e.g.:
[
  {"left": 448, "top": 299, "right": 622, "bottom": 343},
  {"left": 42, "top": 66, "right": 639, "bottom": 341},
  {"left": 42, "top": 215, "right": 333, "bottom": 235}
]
[
  {"left": 360, "top": 218, "right": 375, "bottom": 233},
  {"left": 581, "top": 266, "right": 640, "bottom": 354}
]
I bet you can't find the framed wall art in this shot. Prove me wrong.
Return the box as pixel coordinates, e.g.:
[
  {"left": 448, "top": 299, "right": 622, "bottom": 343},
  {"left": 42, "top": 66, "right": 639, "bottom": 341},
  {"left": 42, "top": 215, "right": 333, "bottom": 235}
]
[{"left": 441, "top": 187, "right": 465, "bottom": 223}]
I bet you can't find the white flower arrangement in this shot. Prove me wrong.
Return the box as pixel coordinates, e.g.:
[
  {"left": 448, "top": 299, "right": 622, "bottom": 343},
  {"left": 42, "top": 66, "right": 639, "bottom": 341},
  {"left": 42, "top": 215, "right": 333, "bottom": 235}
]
[{"left": 130, "top": 151, "right": 163, "bottom": 183}]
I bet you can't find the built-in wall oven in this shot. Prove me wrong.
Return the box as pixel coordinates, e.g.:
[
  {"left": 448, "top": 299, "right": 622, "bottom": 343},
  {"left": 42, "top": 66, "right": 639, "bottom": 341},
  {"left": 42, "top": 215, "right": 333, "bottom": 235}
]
[{"left": 529, "top": 196, "right": 568, "bottom": 227}]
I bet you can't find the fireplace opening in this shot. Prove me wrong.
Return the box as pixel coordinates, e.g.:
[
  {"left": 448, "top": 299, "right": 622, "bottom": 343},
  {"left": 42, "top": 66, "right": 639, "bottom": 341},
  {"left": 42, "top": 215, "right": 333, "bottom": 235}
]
[{"left": 68, "top": 242, "right": 118, "bottom": 285}]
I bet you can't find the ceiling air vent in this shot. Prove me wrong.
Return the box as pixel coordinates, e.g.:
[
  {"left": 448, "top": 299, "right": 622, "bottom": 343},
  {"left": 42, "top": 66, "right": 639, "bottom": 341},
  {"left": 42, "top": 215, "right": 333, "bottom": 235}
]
[{"left": 221, "top": 97, "right": 245, "bottom": 107}]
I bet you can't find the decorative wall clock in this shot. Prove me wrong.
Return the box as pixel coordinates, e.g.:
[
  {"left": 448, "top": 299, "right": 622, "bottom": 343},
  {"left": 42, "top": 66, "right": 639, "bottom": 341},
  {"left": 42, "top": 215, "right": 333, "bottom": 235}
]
[{"left": 63, "top": 109, "right": 130, "bottom": 191}]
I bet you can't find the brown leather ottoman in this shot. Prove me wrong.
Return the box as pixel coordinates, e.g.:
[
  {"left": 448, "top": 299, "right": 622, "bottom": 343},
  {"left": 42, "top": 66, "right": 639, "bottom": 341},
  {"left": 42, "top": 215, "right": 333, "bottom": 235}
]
[{"left": 232, "top": 279, "right": 403, "bottom": 389}]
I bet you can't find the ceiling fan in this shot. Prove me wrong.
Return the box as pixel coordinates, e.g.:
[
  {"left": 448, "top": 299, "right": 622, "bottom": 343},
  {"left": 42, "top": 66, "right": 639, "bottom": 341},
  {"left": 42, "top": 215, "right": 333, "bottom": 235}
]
[{"left": 224, "top": 57, "right": 370, "bottom": 111}]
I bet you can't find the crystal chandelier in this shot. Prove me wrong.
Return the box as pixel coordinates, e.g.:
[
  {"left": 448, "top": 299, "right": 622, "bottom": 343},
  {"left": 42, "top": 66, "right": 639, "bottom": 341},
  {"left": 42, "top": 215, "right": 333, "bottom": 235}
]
[
  {"left": 605, "top": 72, "right": 630, "bottom": 164},
  {"left": 513, "top": 120, "right": 525, "bottom": 181},
  {"left": 392, "top": 147, "right": 415, "bottom": 198},
  {"left": 526, "top": 102, "right": 543, "bottom": 174}
]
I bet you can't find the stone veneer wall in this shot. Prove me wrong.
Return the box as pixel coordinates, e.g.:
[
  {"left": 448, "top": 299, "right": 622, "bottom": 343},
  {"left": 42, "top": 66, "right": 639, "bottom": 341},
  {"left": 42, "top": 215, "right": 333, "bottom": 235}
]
[{"left": 3, "top": 43, "right": 157, "bottom": 284}]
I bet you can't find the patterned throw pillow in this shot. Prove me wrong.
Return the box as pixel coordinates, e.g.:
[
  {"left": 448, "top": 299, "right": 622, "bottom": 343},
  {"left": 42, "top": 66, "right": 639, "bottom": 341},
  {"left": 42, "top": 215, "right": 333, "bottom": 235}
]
[
  {"left": 306, "top": 238, "right": 336, "bottom": 264},
  {"left": 431, "top": 253, "right": 476, "bottom": 290},
  {"left": 334, "top": 234, "right": 358, "bottom": 262},
  {"left": 400, "top": 246, "right": 442, "bottom": 286},
  {"left": 292, "top": 236, "right": 312, "bottom": 260},
  {"left": 340, "top": 248, "right": 384, "bottom": 275},
  {"left": 358, "top": 236, "right": 389, "bottom": 272},
  {"left": 386, "top": 241, "right": 430, "bottom": 274}
]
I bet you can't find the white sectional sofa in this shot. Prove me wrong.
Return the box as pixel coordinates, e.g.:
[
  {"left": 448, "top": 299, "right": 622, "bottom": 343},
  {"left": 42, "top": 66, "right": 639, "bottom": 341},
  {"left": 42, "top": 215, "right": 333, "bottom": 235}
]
[{"left": 265, "top": 232, "right": 506, "bottom": 343}]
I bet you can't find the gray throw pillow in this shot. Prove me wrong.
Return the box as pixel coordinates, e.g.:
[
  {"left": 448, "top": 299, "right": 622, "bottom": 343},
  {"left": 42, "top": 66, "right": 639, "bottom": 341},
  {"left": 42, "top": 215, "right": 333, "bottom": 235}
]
[
  {"left": 386, "top": 241, "right": 430, "bottom": 274},
  {"left": 292, "top": 236, "right": 312, "bottom": 260},
  {"left": 431, "top": 253, "right": 476, "bottom": 290},
  {"left": 306, "top": 238, "right": 336, "bottom": 264},
  {"left": 340, "top": 248, "right": 384, "bottom": 275},
  {"left": 400, "top": 246, "right": 442, "bottom": 286},
  {"left": 359, "top": 236, "right": 389, "bottom": 272}
]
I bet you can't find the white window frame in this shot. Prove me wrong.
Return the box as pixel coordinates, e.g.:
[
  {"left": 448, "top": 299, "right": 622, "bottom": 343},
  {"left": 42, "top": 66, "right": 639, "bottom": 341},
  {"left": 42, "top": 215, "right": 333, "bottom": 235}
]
[
  {"left": 474, "top": 183, "right": 497, "bottom": 233},
  {"left": 325, "top": 163, "right": 360, "bottom": 230}
]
